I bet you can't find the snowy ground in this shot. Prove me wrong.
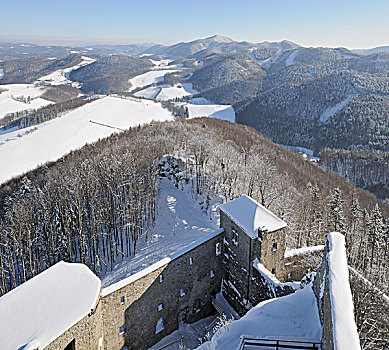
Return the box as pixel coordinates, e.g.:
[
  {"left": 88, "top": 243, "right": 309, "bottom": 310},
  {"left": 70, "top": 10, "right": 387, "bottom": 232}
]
[
  {"left": 0, "top": 96, "right": 173, "bottom": 184},
  {"left": 195, "top": 286, "right": 322, "bottom": 350},
  {"left": 150, "top": 316, "right": 216, "bottom": 350},
  {"left": 36, "top": 56, "right": 96, "bottom": 86},
  {"left": 134, "top": 86, "right": 161, "bottom": 99},
  {"left": 156, "top": 83, "right": 198, "bottom": 101},
  {"left": 100, "top": 177, "right": 220, "bottom": 288},
  {"left": 0, "top": 84, "right": 52, "bottom": 119},
  {"left": 129, "top": 69, "right": 181, "bottom": 92},
  {"left": 319, "top": 95, "right": 354, "bottom": 123},
  {"left": 185, "top": 103, "right": 235, "bottom": 122}
]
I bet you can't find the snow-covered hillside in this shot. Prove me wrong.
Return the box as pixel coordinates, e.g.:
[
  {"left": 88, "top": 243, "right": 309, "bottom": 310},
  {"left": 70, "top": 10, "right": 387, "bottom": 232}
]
[
  {"left": 36, "top": 56, "right": 96, "bottom": 86},
  {"left": 129, "top": 69, "right": 180, "bottom": 91},
  {"left": 0, "top": 84, "right": 52, "bottom": 119},
  {"left": 0, "top": 96, "right": 173, "bottom": 184},
  {"left": 185, "top": 102, "right": 235, "bottom": 122}
]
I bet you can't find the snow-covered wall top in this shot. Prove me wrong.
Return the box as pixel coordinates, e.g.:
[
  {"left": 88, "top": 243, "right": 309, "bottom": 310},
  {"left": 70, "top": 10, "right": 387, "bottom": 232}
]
[
  {"left": 326, "top": 232, "right": 360, "bottom": 350},
  {"left": 101, "top": 228, "right": 224, "bottom": 297},
  {"left": 313, "top": 232, "right": 361, "bottom": 350},
  {"left": 0, "top": 261, "right": 101, "bottom": 350},
  {"left": 219, "top": 195, "right": 287, "bottom": 237},
  {"left": 284, "top": 245, "right": 325, "bottom": 258}
]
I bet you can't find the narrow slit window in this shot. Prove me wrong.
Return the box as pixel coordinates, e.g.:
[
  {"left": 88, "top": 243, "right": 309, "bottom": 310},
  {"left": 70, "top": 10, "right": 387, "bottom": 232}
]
[
  {"left": 159, "top": 274, "right": 163, "bottom": 283},
  {"left": 215, "top": 242, "right": 221, "bottom": 256},
  {"left": 120, "top": 296, "right": 125, "bottom": 304},
  {"left": 189, "top": 257, "right": 193, "bottom": 265},
  {"left": 272, "top": 242, "right": 277, "bottom": 252},
  {"left": 119, "top": 325, "right": 124, "bottom": 335},
  {"left": 232, "top": 229, "right": 239, "bottom": 246},
  {"left": 210, "top": 270, "right": 215, "bottom": 278},
  {"left": 180, "top": 289, "right": 185, "bottom": 297},
  {"left": 158, "top": 303, "right": 163, "bottom": 311},
  {"left": 156, "top": 318, "right": 164, "bottom": 334}
]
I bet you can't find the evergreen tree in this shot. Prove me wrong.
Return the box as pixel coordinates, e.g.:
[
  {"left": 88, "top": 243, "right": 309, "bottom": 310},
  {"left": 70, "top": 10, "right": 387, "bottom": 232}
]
[{"left": 328, "top": 187, "right": 346, "bottom": 235}]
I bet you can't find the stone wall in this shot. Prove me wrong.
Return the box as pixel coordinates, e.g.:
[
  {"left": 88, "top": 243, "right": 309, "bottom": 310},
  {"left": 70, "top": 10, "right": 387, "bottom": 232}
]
[
  {"left": 220, "top": 211, "right": 253, "bottom": 315},
  {"left": 101, "top": 230, "right": 224, "bottom": 350},
  {"left": 284, "top": 249, "right": 323, "bottom": 282},
  {"left": 260, "top": 228, "right": 287, "bottom": 279},
  {"left": 313, "top": 233, "right": 361, "bottom": 350},
  {"left": 44, "top": 301, "right": 103, "bottom": 350}
]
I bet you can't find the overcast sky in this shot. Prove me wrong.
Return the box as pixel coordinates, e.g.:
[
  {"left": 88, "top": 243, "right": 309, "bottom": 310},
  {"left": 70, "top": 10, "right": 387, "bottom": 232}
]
[{"left": 1, "top": 0, "right": 388, "bottom": 49}]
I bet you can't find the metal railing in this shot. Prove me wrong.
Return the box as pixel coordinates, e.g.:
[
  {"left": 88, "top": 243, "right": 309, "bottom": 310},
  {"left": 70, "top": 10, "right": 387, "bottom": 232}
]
[{"left": 238, "top": 336, "right": 321, "bottom": 350}]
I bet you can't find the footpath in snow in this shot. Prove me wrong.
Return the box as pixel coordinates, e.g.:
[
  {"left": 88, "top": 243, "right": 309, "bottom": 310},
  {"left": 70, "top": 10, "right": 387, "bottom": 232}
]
[{"left": 0, "top": 96, "right": 173, "bottom": 184}]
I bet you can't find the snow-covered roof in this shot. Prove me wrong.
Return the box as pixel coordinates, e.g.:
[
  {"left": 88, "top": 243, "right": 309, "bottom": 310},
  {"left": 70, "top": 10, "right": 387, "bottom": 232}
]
[
  {"left": 0, "top": 261, "right": 101, "bottom": 350},
  {"left": 219, "top": 195, "right": 287, "bottom": 237}
]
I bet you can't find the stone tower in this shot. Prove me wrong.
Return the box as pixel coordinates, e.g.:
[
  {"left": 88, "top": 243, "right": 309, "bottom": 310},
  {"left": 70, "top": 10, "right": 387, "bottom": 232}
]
[{"left": 219, "top": 195, "right": 289, "bottom": 314}]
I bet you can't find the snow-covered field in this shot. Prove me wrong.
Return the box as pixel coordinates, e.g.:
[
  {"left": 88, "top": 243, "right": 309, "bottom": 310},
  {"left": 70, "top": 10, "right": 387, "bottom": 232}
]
[
  {"left": 36, "top": 56, "right": 96, "bottom": 86},
  {"left": 0, "top": 96, "right": 173, "bottom": 184},
  {"left": 129, "top": 69, "right": 180, "bottom": 91},
  {"left": 0, "top": 84, "right": 52, "bottom": 119},
  {"left": 156, "top": 83, "right": 198, "bottom": 101},
  {"left": 134, "top": 82, "right": 198, "bottom": 101},
  {"left": 134, "top": 86, "right": 161, "bottom": 99},
  {"left": 185, "top": 103, "right": 235, "bottom": 122},
  {"left": 100, "top": 177, "right": 220, "bottom": 289}
]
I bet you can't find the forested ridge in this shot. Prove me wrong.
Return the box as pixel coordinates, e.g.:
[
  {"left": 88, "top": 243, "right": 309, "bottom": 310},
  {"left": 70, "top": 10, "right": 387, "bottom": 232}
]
[{"left": 0, "top": 119, "right": 387, "bottom": 348}]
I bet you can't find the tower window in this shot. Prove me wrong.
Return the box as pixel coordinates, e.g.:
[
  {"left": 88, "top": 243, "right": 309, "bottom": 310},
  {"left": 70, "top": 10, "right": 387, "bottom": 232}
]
[
  {"left": 189, "top": 257, "right": 193, "bottom": 265},
  {"left": 119, "top": 325, "right": 124, "bottom": 335},
  {"left": 156, "top": 318, "right": 164, "bottom": 333},
  {"left": 232, "top": 229, "right": 239, "bottom": 246},
  {"left": 120, "top": 296, "right": 125, "bottom": 304},
  {"left": 159, "top": 274, "right": 163, "bottom": 283},
  {"left": 158, "top": 303, "right": 163, "bottom": 311},
  {"left": 272, "top": 242, "right": 277, "bottom": 252},
  {"left": 215, "top": 242, "right": 221, "bottom": 256}
]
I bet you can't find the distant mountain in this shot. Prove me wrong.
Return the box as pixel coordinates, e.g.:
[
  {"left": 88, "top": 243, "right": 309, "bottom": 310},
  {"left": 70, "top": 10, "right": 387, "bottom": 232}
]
[
  {"left": 353, "top": 45, "right": 389, "bottom": 55},
  {"left": 0, "top": 42, "right": 72, "bottom": 61},
  {"left": 190, "top": 53, "right": 266, "bottom": 91}
]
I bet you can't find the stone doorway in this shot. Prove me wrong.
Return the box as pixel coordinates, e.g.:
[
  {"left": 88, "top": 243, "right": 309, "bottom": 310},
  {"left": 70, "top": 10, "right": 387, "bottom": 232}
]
[{"left": 64, "top": 339, "right": 75, "bottom": 350}]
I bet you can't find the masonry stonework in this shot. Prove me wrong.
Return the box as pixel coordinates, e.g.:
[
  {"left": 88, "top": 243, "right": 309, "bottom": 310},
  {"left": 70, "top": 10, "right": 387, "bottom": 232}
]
[
  {"left": 102, "top": 231, "right": 224, "bottom": 350},
  {"left": 44, "top": 302, "right": 103, "bottom": 350}
]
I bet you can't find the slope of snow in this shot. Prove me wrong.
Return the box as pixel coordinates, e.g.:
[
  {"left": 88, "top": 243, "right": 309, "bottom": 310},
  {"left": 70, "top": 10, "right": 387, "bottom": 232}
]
[
  {"left": 0, "top": 261, "right": 101, "bottom": 350},
  {"left": 219, "top": 195, "right": 287, "bottom": 237},
  {"left": 0, "top": 84, "right": 52, "bottom": 119},
  {"left": 156, "top": 83, "right": 198, "bottom": 101},
  {"left": 134, "top": 86, "right": 160, "bottom": 99},
  {"left": 0, "top": 96, "right": 173, "bottom": 184},
  {"left": 195, "top": 286, "right": 321, "bottom": 350},
  {"left": 100, "top": 177, "right": 220, "bottom": 292},
  {"left": 185, "top": 103, "right": 235, "bottom": 122},
  {"left": 36, "top": 56, "right": 96, "bottom": 86},
  {"left": 129, "top": 69, "right": 180, "bottom": 91},
  {"left": 285, "top": 49, "right": 298, "bottom": 66},
  {"left": 326, "top": 232, "right": 361, "bottom": 350},
  {"left": 319, "top": 95, "right": 354, "bottom": 123}
]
